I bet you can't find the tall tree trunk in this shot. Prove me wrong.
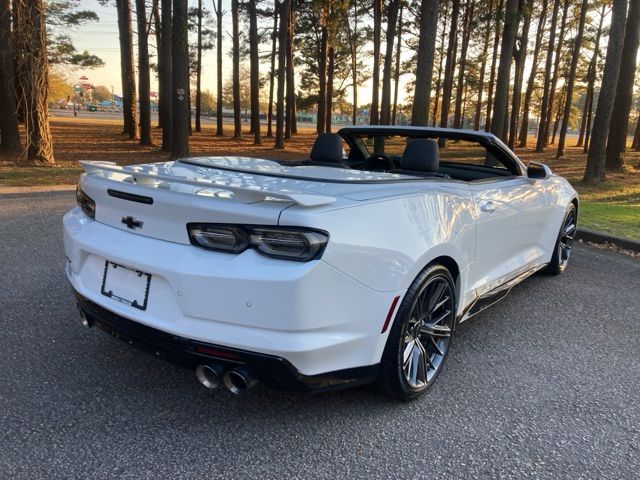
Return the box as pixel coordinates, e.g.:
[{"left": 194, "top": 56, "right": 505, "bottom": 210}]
[
  {"left": 267, "top": 9, "right": 277, "bottom": 137},
  {"left": 440, "top": 0, "right": 460, "bottom": 131},
  {"left": 518, "top": 0, "right": 548, "bottom": 147},
  {"left": 550, "top": 82, "right": 565, "bottom": 144},
  {"left": 583, "top": 86, "right": 595, "bottom": 153},
  {"left": 325, "top": 46, "right": 335, "bottom": 133},
  {"left": 577, "top": 2, "right": 606, "bottom": 151},
  {"left": 171, "top": 0, "right": 189, "bottom": 158},
  {"left": 535, "top": 0, "right": 561, "bottom": 151},
  {"left": 136, "top": 0, "right": 152, "bottom": 145},
  {"left": 606, "top": 0, "right": 640, "bottom": 170},
  {"left": 153, "top": 0, "right": 162, "bottom": 116},
  {"left": 346, "top": 2, "right": 359, "bottom": 125},
  {"left": 285, "top": 5, "right": 296, "bottom": 138},
  {"left": 485, "top": 0, "right": 503, "bottom": 131},
  {"left": 432, "top": 7, "right": 448, "bottom": 126},
  {"left": 380, "top": 0, "right": 400, "bottom": 125},
  {"left": 116, "top": 0, "right": 137, "bottom": 139},
  {"left": 632, "top": 113, "right": 640, "bottom": 150},
  {"left": 391, "top": 3, "right": 403, "bottom": 125},
  {"left": 576, "top": 88, "right": 591, "bottom": 148},
  {"left": 490, "top": 0, "right": 519, "bottom": 140},
  {"left": 274, "top": 0, "right": 289, "bottom": 148},
  {"left": 508, "top": 0, "right": 531, "bottom": 148},
  {"left": 249, "top": 0, "right": 261, "bottom": 144},
  {"left": 11, "top": 0, "right": 24, "bottom": 124},
  {"left": 214, "top": 0, "right": 224, "bottom": 136},
  {"left": 453, "top": 0, "right": 475, "bottom": 129},
  {"left": 316, "top": 8, "right": 328, "bottom": 134},
  {"left": 584, "top": 0, "right": 628, "bottom": 183},
  {"left": 556, "top": 0, "right": 589, "bottom": 158},
  {"left": 0, "top": 0, "right": 21, "bottom": 153},
  {"left": 14, "top": 0, "right": 53, "bottom": 165},
  {"left": 231, "top": 0, "right": 242, "bottom": 138},
  {"left": 153, "top": 0, "right": 162, "bottom": 128},
  {"left": 194, "top": 0, "right": 203, "bottom": 132},
  {"left": 370, "top": 0, "right": 382, "bottom": 124},
  {"left": 473, "top": 0, "right": 494, "bottom": 131},
  {"left": 411, "top": 0, "right": 439, "bottom": 126},
  {"left": 159, "top": 0, "right": 172, "bottom": 151},
  {"left": 543, "top": 0, "right": 569, "bottom": 145}
]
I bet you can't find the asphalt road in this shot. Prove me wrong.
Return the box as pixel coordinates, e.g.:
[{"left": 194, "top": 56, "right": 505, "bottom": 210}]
[{"left": 1, "top": 191, "right": 639, "bottom": 479}]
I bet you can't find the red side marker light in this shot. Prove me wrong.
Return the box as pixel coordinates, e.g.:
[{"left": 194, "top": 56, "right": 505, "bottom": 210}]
[
  {"left": 381, "top": 296, "right": 401, "bottom": 334},
  {"left": 195, "top": 346, "right": 241, "bottom": 360}
]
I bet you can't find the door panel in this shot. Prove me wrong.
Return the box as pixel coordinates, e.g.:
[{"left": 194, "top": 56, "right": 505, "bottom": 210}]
[{"left": 470, "top": 177, "right": 550, "bottom": 296}]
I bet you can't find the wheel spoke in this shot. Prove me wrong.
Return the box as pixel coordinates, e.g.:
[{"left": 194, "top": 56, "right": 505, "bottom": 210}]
[
  {"left": 430, "top": 337, "right": 445, "bottom": 356},
  {"left": 420, "top": 323, "right": 452, "bottom": 338},
  {"left": 427, "top": 282, "right": 446, "bottom": 312},
  {"left": 430, "top": 309, "right": 451, "bottom": 327},
  {"left": 417, "top": 340, "right": 435, "bottom": 369},
  {"left": 414, "top": 341, "right": 428, "bottom": 384},
  {"left": 403, "top": 339, "right": 415, "bottom": 366},
  {"left": 432, "top": 295, "right": 450, "bottom": 314}
]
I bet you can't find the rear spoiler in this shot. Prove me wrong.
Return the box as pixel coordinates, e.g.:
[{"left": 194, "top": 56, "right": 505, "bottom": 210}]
[{"left": 79, "top": 161, "right": 337, "bottom": 207}]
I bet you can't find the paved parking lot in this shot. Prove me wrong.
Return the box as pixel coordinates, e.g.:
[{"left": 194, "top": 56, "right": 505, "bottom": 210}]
[{"left": 1, "top": 191, "right": 639, "bottom": 479}]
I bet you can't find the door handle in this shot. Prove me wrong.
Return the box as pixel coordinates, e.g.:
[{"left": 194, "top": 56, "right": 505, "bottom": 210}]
[{"left": 480, "top": 201, "right": 497, "bottom": 213}]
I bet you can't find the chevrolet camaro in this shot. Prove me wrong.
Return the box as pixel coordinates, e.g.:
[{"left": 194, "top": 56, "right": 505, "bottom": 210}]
[{"left": 64, "top": 126, "right": 578, "bottom": 400}]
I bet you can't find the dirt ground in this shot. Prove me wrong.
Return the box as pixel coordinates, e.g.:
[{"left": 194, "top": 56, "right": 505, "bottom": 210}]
[{"left": 1, "top": 115, "right": 639, "bottom": 195}]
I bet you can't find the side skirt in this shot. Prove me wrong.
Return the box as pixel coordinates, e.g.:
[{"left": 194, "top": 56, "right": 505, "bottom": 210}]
[{"left": 458, "top": 264, "right": 546, "bottom": 323}]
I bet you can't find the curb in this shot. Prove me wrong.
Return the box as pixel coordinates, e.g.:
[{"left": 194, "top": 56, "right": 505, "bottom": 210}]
[{"left": 576, "top": 227, "right": 640, "bottom": 253}]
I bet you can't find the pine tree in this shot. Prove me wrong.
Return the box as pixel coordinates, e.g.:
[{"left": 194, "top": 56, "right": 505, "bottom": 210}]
[
  {"left": 584, "top": 0, "right": 628, "bottom": 182},
  {"left": 171, "top": 0, "right": 190, "bottom": 158}
]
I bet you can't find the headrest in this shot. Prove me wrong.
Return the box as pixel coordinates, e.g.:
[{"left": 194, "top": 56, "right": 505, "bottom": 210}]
[
  {"left": 401, "top": 139, "right": 439, "bottom": 172},
  {"left": 309, "top": 133, "right": 344, "bottom": 164}
]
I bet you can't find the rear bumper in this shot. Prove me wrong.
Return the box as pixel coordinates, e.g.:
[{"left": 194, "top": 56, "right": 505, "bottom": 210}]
[
  {"left": 76, "top": 293, "right": 378, "bottom": 392},
  {"left": 64, "top": 207, "right": 404, "bottom": 377}
]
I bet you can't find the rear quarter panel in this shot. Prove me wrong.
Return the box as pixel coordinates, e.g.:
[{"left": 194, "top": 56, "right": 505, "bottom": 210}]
[{"left": 279, "top": 185, "right": 478, "bottom": 315}]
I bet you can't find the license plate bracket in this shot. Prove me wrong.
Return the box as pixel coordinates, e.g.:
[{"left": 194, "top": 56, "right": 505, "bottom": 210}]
[{"left": 101, "top": 261, "right": 151, "bottom": 311}]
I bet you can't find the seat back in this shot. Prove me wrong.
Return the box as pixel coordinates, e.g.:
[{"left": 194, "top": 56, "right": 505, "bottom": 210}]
[
  {"left": 309, "top": 133, "right": 344, "bottom": 166},
  {"left": 400, "top": 139, "right": 440, "bottom": 174}
]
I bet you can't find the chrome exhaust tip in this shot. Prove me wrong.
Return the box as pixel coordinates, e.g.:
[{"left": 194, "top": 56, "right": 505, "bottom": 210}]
[
  {"left": 195, "top": 364, "right": 225, "bottom": 390},
  {"left": 223, "top": 367, "right": 258, "bottom": 396},
  {"left": 78, "top": 308, "right": 91, "bottom": 328}
]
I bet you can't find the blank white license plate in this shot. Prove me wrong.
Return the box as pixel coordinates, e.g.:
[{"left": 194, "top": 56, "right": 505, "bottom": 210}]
[{"left": 101, "top": 261, "right": 151, "bottom": 310}]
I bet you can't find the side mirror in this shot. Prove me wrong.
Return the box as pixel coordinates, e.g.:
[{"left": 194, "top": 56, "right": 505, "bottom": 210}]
[{"left": 527, "top": 162, "right": 552, "bottom": 180}]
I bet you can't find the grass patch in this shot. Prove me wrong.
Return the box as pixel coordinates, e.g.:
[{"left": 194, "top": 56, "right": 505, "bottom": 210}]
[
  {"left": 574, "top": 182, "right": 640, "bottom": 240},
  {"left": 579, "top": 202, "right": 640, "bottom": 240},
  {"left": 0, "top": 165, "right": 82, "bottom": 186}
]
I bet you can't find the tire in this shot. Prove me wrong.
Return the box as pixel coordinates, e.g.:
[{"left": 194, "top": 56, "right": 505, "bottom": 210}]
[
  {"left": 543, "top": 203, "right": 577, "bottom": 275},
  {"left": 377, "top": 264, "right": 456, "bottom": 401}
]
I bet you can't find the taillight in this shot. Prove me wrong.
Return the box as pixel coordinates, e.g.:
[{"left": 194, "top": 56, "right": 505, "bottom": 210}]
[
  {"left": 76, "top": 187, "right": 95, "bottom": 219},
  {"left": 187, "top": 224, "right": 329, "bottom": 262},
  {"left": 189, "top": 225, "right": 249, "bottom": 253}
]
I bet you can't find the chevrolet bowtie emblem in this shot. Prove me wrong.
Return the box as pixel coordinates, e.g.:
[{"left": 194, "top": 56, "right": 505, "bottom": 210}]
[{"left": 121, "top": 216, "right": 143, "bottom": 229}]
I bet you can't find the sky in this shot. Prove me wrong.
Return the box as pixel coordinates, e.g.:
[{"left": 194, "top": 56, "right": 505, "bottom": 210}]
[{"left": 64, "top": 0, "right": 390, "bottom": 106}]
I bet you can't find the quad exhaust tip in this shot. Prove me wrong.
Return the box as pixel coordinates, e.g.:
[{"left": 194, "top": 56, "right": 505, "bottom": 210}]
[
  {"left": 195, "top": 364, "right": 225, "bottom": 390},
  {"left": 223, "top": 367, "right": 258, "bottom": 396}
]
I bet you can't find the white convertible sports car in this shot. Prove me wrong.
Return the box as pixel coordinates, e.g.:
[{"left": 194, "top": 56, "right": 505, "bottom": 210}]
[{"left": 64, "top": 126, "right": 578, "bottom": 400}]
